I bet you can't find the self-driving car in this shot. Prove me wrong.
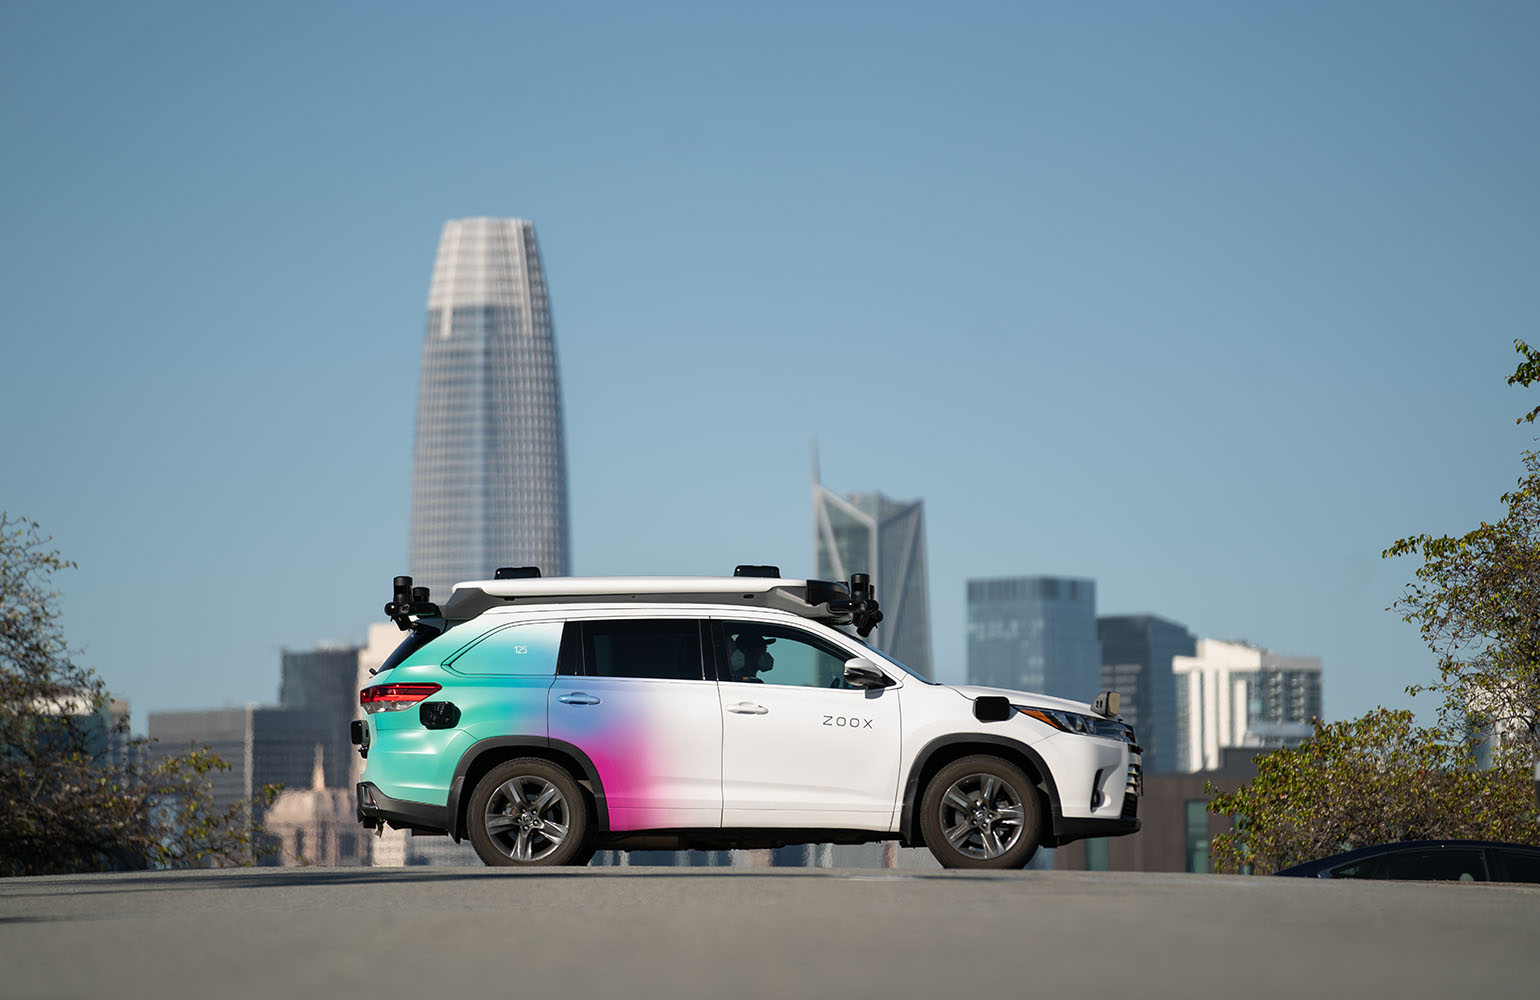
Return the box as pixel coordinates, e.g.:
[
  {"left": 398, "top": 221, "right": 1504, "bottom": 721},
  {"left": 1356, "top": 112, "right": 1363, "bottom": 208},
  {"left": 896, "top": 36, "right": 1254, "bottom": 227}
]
[{"left": 353, "top": 567, "right": 1142, "bottom": 868}]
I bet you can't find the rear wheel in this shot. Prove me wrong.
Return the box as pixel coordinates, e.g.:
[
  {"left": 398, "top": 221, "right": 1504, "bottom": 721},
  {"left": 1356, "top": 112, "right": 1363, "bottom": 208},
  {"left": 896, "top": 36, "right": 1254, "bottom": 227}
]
[
  {"left": 467, "top": 758, "right": 590, "bottom": 866},
  {"left": 919, "top": 756, "right": 1040, "bottom": 869}
]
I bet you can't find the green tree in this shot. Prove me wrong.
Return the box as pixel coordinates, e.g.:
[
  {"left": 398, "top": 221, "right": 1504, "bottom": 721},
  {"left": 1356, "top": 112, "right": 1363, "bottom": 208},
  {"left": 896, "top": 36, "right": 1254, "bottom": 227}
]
[
  {"left": 0, "top": 514, "right": 270, "bottom": 875},
  {"left": 1209, "top": 710, "right": 1534, "bottom": 873},
  {"left": 1209, "top": 341, "right": 1540, "bottom": 873}
]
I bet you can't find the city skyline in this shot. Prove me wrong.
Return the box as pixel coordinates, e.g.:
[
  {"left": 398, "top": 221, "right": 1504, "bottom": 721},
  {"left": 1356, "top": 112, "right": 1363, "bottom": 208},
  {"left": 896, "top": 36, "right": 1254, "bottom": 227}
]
[{"left": 4, "top": 5, "right": 1536, "bottom": 728}]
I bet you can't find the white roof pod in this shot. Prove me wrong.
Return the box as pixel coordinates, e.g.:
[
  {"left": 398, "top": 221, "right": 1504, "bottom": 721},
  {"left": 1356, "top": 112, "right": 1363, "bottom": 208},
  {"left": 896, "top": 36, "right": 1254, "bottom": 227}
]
[{"left": 441, "top": 575, "right": 853, "bottom": 626}]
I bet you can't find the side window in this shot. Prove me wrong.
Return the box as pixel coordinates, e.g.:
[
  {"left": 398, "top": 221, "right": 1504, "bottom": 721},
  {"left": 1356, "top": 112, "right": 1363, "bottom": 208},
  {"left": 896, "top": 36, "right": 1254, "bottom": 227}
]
[
  {"left": 1330, "top": 855, "right": 1386, "bottom": 879},
  {"left": 449, "top": 621, "right": 565, "bottom": 675},
  {"left": 1490, "top": 848, "right": 1540, "bottom": 884},
  {"left": 582, "top": 620, "right": 705, "bottom": 681},
  {"left": 720, "top": 622, "right": 856, "bottom": 688},
  {"left": 1381, "top": 847, "right": 1487, "bottom": 882}
]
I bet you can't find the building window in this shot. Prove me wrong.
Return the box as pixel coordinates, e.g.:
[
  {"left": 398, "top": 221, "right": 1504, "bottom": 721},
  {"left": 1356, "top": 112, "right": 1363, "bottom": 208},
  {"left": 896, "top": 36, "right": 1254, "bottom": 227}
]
[
  {"left": 1185, "top": 800, "right": 1209, "bottom": 874},
  {"left": 1085, "top": 838, "right": 1109, "bottom": 871}
]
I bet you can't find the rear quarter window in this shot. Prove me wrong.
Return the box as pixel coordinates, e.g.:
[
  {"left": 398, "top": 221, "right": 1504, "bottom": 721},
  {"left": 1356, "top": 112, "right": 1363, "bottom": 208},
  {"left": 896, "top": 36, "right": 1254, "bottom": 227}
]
[{"left": 448, "top": 621, "right": 565, "bottom": 676}]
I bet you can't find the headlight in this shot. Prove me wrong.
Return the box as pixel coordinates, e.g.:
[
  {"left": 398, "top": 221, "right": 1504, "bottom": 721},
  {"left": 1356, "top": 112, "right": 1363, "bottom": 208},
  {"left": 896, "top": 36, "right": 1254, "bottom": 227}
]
[{"left": 1019, "top": 706, "right": 1138, "bottom": 746}]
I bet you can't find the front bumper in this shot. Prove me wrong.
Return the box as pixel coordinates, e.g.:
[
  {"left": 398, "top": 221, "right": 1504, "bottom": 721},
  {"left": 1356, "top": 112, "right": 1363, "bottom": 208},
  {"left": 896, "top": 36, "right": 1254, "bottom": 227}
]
[
  {"left": 356, "top": 781, "right": 450, "bottom": 835},
  {"left": 1050, "top": 792, "right": 1141, "bottom": 844}
]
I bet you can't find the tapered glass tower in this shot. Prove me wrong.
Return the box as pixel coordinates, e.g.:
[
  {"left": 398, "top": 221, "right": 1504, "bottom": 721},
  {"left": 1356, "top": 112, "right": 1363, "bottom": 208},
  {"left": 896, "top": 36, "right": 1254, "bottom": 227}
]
[
  {"left": 813, "top": 477, "right": 933, "bottom": 678},
  {"left": 408, "top": 218, "right": 570, "bottom": 600}
]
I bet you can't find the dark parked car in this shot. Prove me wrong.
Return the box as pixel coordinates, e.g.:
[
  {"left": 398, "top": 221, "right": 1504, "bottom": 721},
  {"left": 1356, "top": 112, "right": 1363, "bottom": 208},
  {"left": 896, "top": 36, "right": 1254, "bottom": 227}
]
[{"left": 1275, "top": 840, "right": 1540, "bottom": 883}]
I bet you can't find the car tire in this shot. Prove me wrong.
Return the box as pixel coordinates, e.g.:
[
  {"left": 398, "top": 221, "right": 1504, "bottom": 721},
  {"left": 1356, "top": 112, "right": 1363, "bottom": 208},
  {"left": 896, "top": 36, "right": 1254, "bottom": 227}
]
[
  {"left": 467, "top": 758, "right": 591, "bottom": 867},
  {"left": 919, "top": 755, "right": 1040, "bottom": 870}
]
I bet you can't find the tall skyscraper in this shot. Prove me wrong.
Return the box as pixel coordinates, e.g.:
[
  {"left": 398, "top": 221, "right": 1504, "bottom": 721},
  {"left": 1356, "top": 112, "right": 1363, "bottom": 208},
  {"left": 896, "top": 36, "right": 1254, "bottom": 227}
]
[
  {"left": 1097, "top": 615, "right": 1196, "bottom": 774},
  {"left": 1171, "top": 639, "right": 1323, "bottom": 772},
  {"left": 966, "top": 576, "right": 1101, "bottom": 700},
  {"left": 409, "top": 217, "right": 571, "bottom": 600},
  {"left": 812, "top": 479, "right": 933, "bottom": 678}
]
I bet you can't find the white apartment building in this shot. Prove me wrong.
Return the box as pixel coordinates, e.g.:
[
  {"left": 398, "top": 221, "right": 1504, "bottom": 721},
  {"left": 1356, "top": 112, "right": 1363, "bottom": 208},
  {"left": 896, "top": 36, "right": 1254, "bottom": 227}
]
[{"left": 1173, "top": 638, "right": 1323, "bottom": 772}]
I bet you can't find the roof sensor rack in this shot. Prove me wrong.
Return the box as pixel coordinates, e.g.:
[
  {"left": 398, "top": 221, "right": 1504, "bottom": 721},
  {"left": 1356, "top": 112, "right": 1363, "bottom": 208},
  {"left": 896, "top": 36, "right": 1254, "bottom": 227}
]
[
  {"left": 495, "top": 566, "right": 542, "bottom": 580},
  {"left": 433, "top": 571, "right": 882, "bottom": 636}
]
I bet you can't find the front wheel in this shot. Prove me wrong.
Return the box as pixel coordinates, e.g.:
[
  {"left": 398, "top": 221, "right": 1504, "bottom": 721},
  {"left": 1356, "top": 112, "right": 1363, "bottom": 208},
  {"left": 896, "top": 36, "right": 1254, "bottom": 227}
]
[
  {"left": 919, "top": 756, "right": 1041, "bottom": 869},
  {"left": 467, "top": 758, "right": 591, "bottom": 866}
]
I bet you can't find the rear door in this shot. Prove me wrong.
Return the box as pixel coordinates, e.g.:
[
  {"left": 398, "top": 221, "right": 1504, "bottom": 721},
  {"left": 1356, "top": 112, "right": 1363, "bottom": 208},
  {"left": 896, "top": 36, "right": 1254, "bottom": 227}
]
[{"left": 546, "top": 617, "right": 722, "bottom": 832}]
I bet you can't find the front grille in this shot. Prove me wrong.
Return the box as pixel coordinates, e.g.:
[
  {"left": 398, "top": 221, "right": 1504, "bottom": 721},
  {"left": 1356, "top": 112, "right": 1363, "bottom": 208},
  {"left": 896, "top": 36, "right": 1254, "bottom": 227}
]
[
  {"left": 1125, "top": 762, "right": 1143, "bottom": 798},
  {"left": 1121, "top": 792, "right": 1139, "bottom": 820}
]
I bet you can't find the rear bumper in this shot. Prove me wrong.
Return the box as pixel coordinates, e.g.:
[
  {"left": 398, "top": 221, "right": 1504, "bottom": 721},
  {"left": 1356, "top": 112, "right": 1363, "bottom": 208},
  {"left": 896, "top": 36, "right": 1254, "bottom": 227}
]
[{"left": 356, "top": 781, "right": 450, "bottom": 835}]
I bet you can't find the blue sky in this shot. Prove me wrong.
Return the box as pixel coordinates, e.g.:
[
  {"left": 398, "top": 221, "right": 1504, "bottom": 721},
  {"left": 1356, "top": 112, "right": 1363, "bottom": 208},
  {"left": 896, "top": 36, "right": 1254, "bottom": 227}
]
[{"left": 2, "top": 2, "right": 1536, "bottom": 728}]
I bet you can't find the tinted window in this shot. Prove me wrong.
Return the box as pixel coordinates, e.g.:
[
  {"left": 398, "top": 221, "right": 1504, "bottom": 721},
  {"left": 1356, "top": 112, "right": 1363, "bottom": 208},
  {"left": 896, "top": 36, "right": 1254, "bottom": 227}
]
[
  {"left": 1330, "top": 855, "right": 1386, "bottom": 879},
  {"left": 1381, "top": 847, "right": 1487, "bottom": 882},
  {"left": 1491, "top": 848, "right": 1540, "bottom": 884},
  {"left": 583, "top": 620, "right": 704, "bottom": 681},
  {"left": 449, "top": 621, "right": 564, "bottom": 675},
  {"left": 720, "top": 622, "right": 856, "bottom": 688}
]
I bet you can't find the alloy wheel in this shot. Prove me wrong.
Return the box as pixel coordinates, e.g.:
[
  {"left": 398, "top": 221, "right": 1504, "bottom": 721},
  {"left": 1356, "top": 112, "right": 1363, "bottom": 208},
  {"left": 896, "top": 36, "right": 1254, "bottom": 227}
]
[
  {"left": 937, "top": 772, "right": 1027, "bottom": 861},
  {"left": 483, "top": 775, "right": 571, "bottom": 862}
]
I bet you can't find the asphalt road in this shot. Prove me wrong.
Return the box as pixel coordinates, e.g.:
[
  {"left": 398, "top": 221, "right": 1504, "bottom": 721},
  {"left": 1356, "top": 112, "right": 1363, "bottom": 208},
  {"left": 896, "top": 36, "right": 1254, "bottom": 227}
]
[{"left": 1, "top": 867, "right": 1533, "bottom": 1000}]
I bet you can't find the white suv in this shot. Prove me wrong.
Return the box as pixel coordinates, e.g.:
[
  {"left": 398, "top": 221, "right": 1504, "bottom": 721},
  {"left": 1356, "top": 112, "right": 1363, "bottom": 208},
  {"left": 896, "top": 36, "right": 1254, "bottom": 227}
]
[{"left": 353, "top": 569, "right": 1142, "bottom": 869}]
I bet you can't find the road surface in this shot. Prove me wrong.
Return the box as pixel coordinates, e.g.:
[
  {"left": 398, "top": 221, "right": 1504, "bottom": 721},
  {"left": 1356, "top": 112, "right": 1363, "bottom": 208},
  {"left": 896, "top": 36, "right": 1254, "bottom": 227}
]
[{"left": 1, "top": 867, "right": 1533, "bottom": 999}]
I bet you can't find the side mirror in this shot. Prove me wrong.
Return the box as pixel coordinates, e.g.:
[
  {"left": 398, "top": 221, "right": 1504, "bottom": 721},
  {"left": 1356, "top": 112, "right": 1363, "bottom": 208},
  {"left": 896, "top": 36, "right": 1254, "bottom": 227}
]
[{"left": 843, "top": 657, "right": 891, "bottom": 689}]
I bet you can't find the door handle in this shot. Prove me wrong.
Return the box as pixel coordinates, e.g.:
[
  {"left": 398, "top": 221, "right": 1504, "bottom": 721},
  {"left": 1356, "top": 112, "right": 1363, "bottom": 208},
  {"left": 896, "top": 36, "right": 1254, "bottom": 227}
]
[
  {"left": 726, "top": 702, "right": 769, "bottom": 715},
  {"left": 558, "top": 692, "right": 601, "bottom": 705}
]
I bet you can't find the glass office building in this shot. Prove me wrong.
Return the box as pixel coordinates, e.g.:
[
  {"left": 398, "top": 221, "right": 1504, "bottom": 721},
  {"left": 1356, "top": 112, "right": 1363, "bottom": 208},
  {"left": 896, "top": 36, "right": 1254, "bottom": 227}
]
[
  {"left": 812, "top": 484, "right": 933, "bottom": 678},
  {"left": 1097, "top": 615, "right": 1196, "bottom": 774},
  {"left": 408, "top": 218, "right": 570, "bottom": 601},
  {"left": 966, "top": 576, "right": 1101, "bottom": 700}
]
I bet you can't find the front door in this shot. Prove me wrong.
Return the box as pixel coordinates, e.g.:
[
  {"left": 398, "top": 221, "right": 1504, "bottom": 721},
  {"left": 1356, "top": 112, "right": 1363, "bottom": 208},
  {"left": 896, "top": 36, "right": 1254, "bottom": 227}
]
[
  {"left": 547, "top": 618, "right": 722, "bottom": 832},
  {"left": 715, "top": 620, "right": 901, "bottom": 830}
]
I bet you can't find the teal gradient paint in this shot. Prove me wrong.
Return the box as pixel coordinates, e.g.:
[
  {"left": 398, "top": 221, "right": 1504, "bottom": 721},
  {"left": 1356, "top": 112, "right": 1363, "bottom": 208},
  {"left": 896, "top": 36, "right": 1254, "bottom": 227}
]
[
  {"left": 363, "top": 619, "right": 557, "bottom": 805},
  {"left": 365, "top": 618, "right": 720, "bottom": 827}
]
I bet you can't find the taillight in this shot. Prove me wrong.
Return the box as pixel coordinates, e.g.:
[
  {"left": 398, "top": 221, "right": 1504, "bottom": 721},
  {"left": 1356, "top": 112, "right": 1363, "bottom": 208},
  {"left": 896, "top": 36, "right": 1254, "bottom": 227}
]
[{"left": 360, "top": 682, "right": 442, "bottom": 714}]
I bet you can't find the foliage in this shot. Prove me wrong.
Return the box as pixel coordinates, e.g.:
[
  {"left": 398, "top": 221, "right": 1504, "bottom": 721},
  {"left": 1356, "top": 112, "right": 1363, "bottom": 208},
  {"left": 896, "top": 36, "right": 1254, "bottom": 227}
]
[
  {"left": 1208, "top": 710, "right": 1536, "bottom": 874},
  {"left": 0, "top": 514, "right": 273, "bottom": 876},
  {"left": 1209, "top": 342, "right": 1540, "bottom": 873},
  {"left": 1508, "top": 338, "right": 1540, "bottom": 425}
]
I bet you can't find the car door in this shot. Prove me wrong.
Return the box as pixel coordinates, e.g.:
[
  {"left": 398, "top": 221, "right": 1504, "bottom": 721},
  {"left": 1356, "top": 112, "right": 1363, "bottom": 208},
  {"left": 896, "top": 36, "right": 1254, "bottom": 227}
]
[
  {"left": 546, "top": 618, "right": 722, "bottom": 832},
  {"left": 714, "top": 619, "right": 901, "bottom": 830}
]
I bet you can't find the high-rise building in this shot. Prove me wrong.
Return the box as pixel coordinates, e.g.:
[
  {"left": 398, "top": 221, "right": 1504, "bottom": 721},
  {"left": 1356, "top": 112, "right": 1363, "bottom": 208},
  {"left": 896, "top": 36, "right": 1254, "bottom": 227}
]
[
  {"left": 1171, "top": 639, "right": 1323, "bottom": 772},
  {"left": 408, "top": 217, "right": 571, "bottom": 600},
  {"left": 966, "top": 577, "right": 1101, "bottom": 700},
  {"left": 1097, "top": 615, "right": 1196, "bottom": 774},
  {"left": 812, "top": 481, "right": 932, "bottom": 678},
  {"left": 280, "top": 644, "right": 360, "bottom": 789},
  {"left": 147, "top": 706, "right": 334, "bottom": 863}
]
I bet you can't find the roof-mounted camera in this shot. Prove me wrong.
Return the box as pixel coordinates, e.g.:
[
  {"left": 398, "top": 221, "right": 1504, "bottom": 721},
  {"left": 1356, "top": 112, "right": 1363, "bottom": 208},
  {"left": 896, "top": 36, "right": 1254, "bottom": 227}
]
[
  {"left": 385, "top": 575, "right": 441, "bottom": 631},
  {"left": 828, "top": 572, "right": 884, "bottom": 638}
]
